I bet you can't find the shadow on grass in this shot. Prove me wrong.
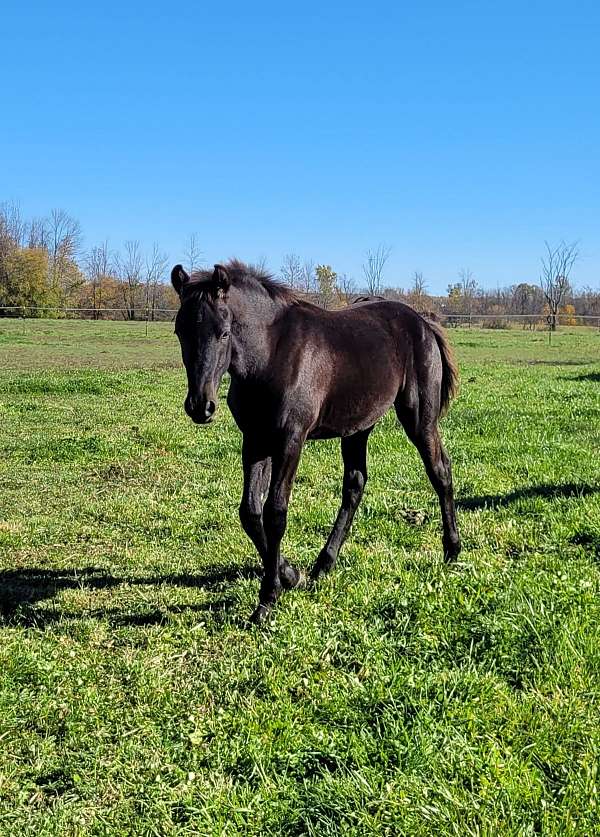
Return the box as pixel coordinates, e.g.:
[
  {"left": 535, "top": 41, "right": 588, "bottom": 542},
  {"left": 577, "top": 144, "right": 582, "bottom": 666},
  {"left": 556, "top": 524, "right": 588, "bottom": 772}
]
[
  {"left": 570, "top": 531, "right": 600, "bottom": 563},
  {"left": 0, "top": 564, "right": 260, "bottom": 628},
  {"left": 5, "top": 599, "right": 238, "bottom": 630},
  {"left": 458, "top": 482, "right": 600, "bottom": 511},
  {"left": 565, "top": 371, "right": 600, "bottom": 383},
  {"left": 519, "top": 360, "right": 597, "bottom": 367}
]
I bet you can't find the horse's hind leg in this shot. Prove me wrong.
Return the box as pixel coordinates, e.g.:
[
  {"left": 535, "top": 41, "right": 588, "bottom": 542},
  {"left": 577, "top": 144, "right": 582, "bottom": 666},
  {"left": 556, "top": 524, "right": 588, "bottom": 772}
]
[
  {"left": 395, "top": 401, "right": 461, "bottom": 561},
  {"left": 310, "top": 426, "right": 373, "bottom": 582}
]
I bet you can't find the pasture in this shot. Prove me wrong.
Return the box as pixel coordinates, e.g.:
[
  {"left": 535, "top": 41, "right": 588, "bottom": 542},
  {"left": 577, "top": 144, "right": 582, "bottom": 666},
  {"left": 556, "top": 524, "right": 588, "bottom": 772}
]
[{"left": 0, "top": 318, "right": 599, "bottom": 836}]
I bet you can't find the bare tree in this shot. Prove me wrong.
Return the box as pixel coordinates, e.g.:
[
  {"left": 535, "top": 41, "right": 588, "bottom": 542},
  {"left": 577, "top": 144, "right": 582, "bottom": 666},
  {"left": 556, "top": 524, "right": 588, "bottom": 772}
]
[
  {"left": 300, "top": 259, "right": 316, "bottom": 294},
  {"left": 540, "top": 240, "right": 578, "bottom": 331},
  {"left": 458, "top": 267, "right": 477, "bottom": 297},
  {"left": 116, "top": 240, "right": 144, "bottom": 320},
  {"left": 412, "top": 270, "right": 427, "bottom": 297},
  {"left": 26, "top": 216, "right": 50, "bottom": 250},
  {"left": 407, "top": 270, "right": 429, "bottom": 311},
  {"left": 337, "top": 272, "right": 357, "bottom": 304},
  {"left": 144, "top": 243, "right": 168, "bottom": 320},
  {"left": 48, "top": 208, "right": 82, "bottom": 295},
  {"left": 0, "top": 202, "right": 26, "bottom": 252},
  {"left": 280, "top": 253, "right": 304, "bottom": 289},
  {"left": 579, "top": 285, "right": 600, "bottom": 317},
  {"left": 510, "top": 283, "right": 543, "bottom": 329},
  {"left": 253, "top": 255, "right": 269, "bottom": 273},
  {"left": 184, "top": 233, "right": 203, "bottom": 275},
  {"left": 362, "top": 244, "right": 391, "bottom": 295},
  {"left": 85, "top": 241, "right": 114, "bottom": 318},
  {"left": 0, "top": 204, "right": 17, "bottom": 292},
  {"left": 456, "top": 268, "right": 479, "bottom": 315}
]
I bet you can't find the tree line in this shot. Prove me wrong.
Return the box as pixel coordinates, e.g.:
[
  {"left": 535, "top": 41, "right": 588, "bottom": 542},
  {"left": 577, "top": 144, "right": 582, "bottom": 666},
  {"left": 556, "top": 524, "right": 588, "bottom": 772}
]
[
  {"left": 281, "top": 243, "right": 599, "bottom": 329},
  {"left": 1, "top": 201, "right": 599, "bottom": 327},
  {"left": 0, "top": 202, "right": 178, "bottom": 319}
]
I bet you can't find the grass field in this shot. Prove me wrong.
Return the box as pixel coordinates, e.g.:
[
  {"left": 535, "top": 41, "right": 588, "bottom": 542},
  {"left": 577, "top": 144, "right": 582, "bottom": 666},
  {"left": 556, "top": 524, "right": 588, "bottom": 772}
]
[{"left": 0, "top": 318, "right": 599, "bottom": 836}]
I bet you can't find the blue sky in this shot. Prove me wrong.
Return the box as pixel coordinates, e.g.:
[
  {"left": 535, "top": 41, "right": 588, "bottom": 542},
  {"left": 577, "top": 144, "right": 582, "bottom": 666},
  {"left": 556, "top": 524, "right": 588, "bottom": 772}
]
[{"left": 1, "top": 1, "right": 599, "bottom": 293}]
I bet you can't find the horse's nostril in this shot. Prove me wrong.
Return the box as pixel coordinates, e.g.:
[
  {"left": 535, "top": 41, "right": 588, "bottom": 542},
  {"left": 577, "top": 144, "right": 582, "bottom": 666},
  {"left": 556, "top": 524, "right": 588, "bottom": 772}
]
[{"left": 205, "top": 400, "right": 216, "bottom": 418}]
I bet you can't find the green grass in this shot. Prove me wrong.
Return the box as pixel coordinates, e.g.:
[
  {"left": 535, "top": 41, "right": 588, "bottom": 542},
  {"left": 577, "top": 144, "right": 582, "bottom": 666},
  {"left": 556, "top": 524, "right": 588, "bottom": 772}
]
[{"left": 0, "top": 319, "right": 599, "bottom": 836}]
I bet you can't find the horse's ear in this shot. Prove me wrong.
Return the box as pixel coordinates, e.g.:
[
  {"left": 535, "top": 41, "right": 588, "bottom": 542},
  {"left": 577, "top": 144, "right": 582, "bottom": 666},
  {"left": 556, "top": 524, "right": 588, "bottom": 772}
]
[
  {"left": 212, "top": 264, "right": 230, "bottom": 299},
  {"left": 171, "top": 264, "right": 190, "bottom": 297}
]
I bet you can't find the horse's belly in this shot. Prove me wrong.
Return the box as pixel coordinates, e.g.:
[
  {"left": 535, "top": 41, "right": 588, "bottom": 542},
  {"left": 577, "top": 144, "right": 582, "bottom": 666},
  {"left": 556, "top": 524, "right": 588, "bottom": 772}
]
[
  {"left": 311, "top": 386, "right": 396, "bottom": 438},
  {"left": 306, "top": 426, "right": 341, "bottom": 440}
]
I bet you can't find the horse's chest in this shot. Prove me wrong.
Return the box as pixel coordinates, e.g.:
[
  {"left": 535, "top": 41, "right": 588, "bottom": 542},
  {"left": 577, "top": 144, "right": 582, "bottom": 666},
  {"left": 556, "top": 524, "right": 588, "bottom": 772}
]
[
  {"left": 226, "top": 385, "right": 253, "bottom": 432},
  {"left": 226, "top": 381, "right": 283, "bottom": 435}
]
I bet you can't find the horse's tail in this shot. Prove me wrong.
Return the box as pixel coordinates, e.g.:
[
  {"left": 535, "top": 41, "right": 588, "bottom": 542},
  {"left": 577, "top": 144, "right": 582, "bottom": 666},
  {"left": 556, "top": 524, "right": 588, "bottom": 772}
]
[{"left": 424, "top": 317, "right": 459, "bottom": 417}]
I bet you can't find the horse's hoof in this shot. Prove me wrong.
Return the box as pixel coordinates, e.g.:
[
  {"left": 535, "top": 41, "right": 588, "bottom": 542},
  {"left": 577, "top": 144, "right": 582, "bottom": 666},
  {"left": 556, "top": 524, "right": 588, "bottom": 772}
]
[
  {"left": 443, "top": 541, "right": 462, "bottom": 562},
  {"left": 248, "top": 604, "right": 271, "bottom": 625},
  {"left": 280, "top": 561, "right": 306, "bottom": 590}
]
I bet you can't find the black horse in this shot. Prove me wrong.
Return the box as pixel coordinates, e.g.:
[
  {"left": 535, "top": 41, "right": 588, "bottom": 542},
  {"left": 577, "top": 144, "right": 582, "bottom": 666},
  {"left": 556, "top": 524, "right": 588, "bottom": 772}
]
[{"left": 171, "top": 260, "right": 460, "bottom": 623}]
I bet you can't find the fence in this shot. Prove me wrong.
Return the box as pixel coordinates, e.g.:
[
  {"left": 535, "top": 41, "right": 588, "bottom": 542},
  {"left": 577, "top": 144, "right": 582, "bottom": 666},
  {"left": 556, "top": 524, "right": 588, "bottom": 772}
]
[
  {"left": 443, "top": 313, "right": 600, "bottom": 330},
  {"left": 1, "top": 305, "right": 600, "bottom": 331},
  {"left": 0, "top": 305, "right": 177, "bottom": 322}
]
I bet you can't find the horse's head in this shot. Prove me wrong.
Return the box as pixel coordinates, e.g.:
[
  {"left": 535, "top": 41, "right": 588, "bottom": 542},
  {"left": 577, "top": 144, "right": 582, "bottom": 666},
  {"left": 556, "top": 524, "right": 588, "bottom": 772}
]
[{"left": 171, "top": 263, "right": 232, "bottom": 424}]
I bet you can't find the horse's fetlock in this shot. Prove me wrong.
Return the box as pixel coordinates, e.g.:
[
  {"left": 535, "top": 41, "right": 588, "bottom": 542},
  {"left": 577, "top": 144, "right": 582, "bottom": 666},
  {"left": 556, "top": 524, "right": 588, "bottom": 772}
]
[
  {"left": 316, "top": 548, "right": 336, "bottom": 572},
  {"left": 346, "top": 469, "right": 365, "bottom": 491},
  {"left": 443, "top": 536, "right": 461, "bottom": 561},
  {"left": 260, "top": 576, "right": 282, "bottom": 604}
]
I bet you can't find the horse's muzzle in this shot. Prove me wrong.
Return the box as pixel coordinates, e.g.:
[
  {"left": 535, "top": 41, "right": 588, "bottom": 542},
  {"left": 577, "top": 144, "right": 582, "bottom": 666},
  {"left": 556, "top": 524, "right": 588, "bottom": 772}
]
[{"left": 185, "top": 396, "right": 217, "bottom": 425}]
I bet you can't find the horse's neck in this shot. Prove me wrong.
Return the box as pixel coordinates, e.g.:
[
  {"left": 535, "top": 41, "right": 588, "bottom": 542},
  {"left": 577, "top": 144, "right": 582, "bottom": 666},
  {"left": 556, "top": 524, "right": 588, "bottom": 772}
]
[{"left": 228, "top": 287, "right": 284, "bottom": 381}]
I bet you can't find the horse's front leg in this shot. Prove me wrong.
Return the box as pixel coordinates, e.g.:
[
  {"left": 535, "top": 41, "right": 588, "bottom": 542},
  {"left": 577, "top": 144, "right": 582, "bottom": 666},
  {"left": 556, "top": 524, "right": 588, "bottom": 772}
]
[
  {"left": 239, "top": 436, "right": 302, "bottom": 599},
  {"left": 250, "top": 432, "right": 305, "bottom": 624},
  {"left": 238, "top": 435, "right": 271, "bottom": 555}
]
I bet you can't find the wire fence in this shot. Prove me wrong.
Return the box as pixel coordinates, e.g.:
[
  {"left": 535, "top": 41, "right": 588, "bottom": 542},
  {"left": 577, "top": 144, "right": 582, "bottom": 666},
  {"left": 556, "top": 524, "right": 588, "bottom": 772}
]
[
  {"left": 1, "top": 305, "right": 600, "bottom": 331},
  {"left": 444, "top": 313, "right": 600, "bottom": 330},
  {"left": 0, "top": 305, "right": 177, "bottom": 321}
]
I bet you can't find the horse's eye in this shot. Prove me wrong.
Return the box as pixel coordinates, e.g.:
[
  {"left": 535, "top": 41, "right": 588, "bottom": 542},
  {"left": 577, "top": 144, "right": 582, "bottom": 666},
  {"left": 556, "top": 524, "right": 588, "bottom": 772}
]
[{"left": 220, "top": 330, "right": 230, "bottom": 340}]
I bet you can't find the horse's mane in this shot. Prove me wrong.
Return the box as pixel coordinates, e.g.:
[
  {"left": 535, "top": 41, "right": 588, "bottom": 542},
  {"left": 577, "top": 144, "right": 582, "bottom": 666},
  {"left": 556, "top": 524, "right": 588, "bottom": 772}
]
[{"left": 189, "top": 259, "right": 299, "bottom": 306}]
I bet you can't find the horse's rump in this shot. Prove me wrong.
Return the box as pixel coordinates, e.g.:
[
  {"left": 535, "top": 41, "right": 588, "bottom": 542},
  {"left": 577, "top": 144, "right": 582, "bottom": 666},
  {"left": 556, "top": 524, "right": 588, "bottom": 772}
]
[{"left": 349, "top": 296, "right": 458, "bottom": 417}]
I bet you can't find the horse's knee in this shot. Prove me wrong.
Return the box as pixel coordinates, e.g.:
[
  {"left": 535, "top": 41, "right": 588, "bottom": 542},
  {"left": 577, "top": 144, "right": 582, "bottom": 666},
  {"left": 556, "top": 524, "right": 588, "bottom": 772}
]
[
  {"left": 345, "top": 468, "right": 367, "bottom": 493},
  {"left": 263, "top": 500, "right": 288, "bottom": 541},
  {"left": 239, "top": 502, "right": 262, "bottom": 537}
]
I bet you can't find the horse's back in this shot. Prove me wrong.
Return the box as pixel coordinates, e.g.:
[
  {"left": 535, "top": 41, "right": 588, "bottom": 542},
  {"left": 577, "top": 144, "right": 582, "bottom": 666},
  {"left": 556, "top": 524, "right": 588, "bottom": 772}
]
[
  {"left": 230, "top": 299, "right": 446, "bottom": 439},
  {"left": 275, "top": 301, "right": 431, "bottom": 436}
]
